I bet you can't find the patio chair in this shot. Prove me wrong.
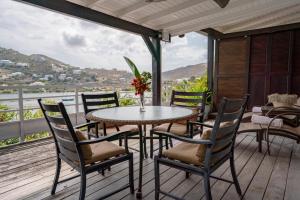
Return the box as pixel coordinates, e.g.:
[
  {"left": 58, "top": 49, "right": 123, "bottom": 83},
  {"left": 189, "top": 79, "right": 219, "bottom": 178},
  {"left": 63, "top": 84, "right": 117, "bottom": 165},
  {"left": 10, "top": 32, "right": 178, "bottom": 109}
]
[
  {"left": 81, "top": 92, "right": 139, "bottom": 141},
  {"left": 150, "top": 90, "right": 206, "bottom": 158},
  {"left": 38, "top": 99, "right": 134, "bottom": 200},
  {"left": 153, "top": 96, "right": 248, "bottom": 200},
  {"left": 264, "top": 106, "right": 300, "bottom": 155}
]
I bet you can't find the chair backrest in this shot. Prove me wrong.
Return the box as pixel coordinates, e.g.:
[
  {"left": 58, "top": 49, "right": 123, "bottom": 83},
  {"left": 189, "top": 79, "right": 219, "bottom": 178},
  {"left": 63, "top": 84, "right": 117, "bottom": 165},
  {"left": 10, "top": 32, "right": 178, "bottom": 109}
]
[
  {"left": 170, "top": 90, "right": 206, "bottom": 117},
  {"left": 204, "top": 96, "right": 249, "bottom": 168},
  {"left": 81, "top": 92, "right": 119, "bottom": 116},
  {"left": 38, "top": 99, "right": 84, "bottom": 167}
]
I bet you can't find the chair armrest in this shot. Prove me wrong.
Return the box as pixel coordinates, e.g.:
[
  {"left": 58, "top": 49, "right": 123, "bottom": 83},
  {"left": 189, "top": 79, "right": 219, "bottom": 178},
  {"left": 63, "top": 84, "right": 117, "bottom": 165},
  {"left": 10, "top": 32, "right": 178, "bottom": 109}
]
[
  {"left": 74, "top": 122, "right": 98, "bottom": 129},
  {"left": 188, "top": 121, "right": 213, "bottom": 128},
  {"left": 153, "top": 130, "right": 212, "bottom": 145},
  {"left": 78, "top": 131, "right": 131, "bottom": 145}
]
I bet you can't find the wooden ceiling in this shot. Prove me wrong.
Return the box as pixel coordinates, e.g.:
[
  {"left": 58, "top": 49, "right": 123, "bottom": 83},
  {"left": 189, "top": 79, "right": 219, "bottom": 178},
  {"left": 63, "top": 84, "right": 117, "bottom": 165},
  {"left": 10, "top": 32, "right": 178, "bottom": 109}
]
[{"left": 67, "top": 0, "right": 300, "bottom": 36}]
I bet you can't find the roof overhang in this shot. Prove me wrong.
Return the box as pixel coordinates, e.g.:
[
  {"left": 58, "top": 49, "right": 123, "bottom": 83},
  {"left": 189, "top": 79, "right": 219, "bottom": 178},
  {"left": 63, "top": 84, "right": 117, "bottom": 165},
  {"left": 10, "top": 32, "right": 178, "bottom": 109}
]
[{"left": 14, "top": 0, "right": 300, "bottom": 38}]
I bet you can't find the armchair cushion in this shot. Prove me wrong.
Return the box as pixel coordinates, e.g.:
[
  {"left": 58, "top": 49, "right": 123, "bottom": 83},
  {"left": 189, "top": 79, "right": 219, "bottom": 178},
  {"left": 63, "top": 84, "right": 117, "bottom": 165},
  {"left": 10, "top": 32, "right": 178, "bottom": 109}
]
[
  {"left": 162, "top": 142, "right": 202, "bottom": 166},
  {"left": 91, "top": 125, "right": 138, "bottom": 136},
  {"left": 175, "top": 107, "right": 200, "bottom": 125},
  {"left": 268, "top": 93, "right": 298, "bottom": 107},
  {"left": 196, "top": 122, "right": 233, "bottom": 162},
  {"left": 153, "top": 123, "right": 188, "bottom": 136},
  {"left": 75, "top": 130, "right": 93, "bottom": 159},
  {"left": 86, "top": 141, "right": 126, "bottom": 164}
]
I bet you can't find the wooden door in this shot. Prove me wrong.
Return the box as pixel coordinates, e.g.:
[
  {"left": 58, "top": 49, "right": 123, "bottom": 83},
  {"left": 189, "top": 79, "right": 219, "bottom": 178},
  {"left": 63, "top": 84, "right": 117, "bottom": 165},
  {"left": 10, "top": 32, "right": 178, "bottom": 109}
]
[{"left": 292, "top": 29, "right": 300, "bottom": 95}]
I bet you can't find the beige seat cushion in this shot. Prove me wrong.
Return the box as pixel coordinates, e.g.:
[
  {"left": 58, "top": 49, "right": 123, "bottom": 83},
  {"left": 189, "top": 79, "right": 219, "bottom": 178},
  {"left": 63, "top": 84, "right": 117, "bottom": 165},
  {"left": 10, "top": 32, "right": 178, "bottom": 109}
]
[
  {"left": 268, "top": 93, "right": 298, "bottom": 107},
  {"left": 75, "top": 130, "right": 93, "bottom": 159},
  {"left": 86, "top": 141, "right": 126, "bottom": 164},
  {"left": 153, "top": 123, "right": 188, "bottom": 136},
  {"left": 175, "top": 107, "right": 200, "bottom": 125},
  {"left": 162, "top": 122, "right": 234, "bottom": 166},
  {"left": 162, "top": 142, "right": 202, "bottom": 165},
  {"left": 92, "top": 125, "right": 138, "bottom": 136}
]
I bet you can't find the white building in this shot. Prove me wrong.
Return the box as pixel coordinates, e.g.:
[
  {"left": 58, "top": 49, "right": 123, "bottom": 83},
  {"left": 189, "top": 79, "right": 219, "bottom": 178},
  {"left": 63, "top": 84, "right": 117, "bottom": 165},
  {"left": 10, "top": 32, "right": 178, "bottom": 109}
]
[
  {"left": 52, "top": 64, "right": 64, "bottom": 73},
  {"left": 29, "top": 81, "right": 45, "bottom": 86},
  {"left": 0, "top": 60, "right": 14, "bottom": 66},
  {"left": 73, "top": 69, "right": 82, "bottom": 75},
  {"left": 10, "top": 72, "right": 24, "bottom": 77},
  {"left": 58, "top": 74, "right": 67, "bottom": 81},
  {"left": 16, "top": 63, "right": 29, "bottom": 68}
]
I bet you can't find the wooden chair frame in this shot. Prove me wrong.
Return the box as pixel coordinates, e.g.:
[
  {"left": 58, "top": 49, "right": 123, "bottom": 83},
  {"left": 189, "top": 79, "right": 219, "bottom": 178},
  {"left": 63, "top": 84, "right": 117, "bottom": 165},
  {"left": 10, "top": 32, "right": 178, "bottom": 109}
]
[
  {"left": 150, "top": 90, "right": 207, "bottom": 158},
  {"left": 81, "top": 92, "right": 120, "bottom": 138},
  {"left": 38, "top": 99, "right": 134, "bottom": 200},
  {"left": 153, "top": 96, "right": 248, "bottom": 200}
]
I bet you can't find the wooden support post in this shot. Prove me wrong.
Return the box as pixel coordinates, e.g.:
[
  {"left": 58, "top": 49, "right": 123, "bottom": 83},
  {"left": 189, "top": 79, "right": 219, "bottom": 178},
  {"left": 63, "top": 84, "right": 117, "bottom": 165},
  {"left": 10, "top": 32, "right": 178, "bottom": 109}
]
[
  {"left": 142, "top": 35, "right": 161, "bottom": 105},
  {"left": 207, "top": 33, "right": 214, "bottom": 91}
]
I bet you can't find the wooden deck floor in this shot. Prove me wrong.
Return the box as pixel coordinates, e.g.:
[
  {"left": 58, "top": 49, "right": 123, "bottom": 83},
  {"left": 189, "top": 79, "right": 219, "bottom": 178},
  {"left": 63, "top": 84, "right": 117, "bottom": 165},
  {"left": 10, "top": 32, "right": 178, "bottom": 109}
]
[{"left": 0, "top": 133, "right": 300, "bottom": 200}]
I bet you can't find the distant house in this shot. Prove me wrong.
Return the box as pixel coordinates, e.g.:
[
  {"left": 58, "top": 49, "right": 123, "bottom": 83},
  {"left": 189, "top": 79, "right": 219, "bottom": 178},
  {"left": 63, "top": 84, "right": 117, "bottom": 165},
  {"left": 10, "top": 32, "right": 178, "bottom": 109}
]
[
  {"left": 66, "top": 77, "right": 73, "bottom": 81},
  {"left": 44, "top": 74, "right": 54, "bottom": 80},
  {"left": 52, "top": 64, "right": 64, "bottom": 73},
  {"left": 58, "top": 74, "right": 67, "bottom": 81},
  {"left": 10, "top": 72, "right": 24, "bottom": 77},
  {"left": 16, "top": 62, "right": 29, "bottom": 68},
  {"left": 29, "top": 81, "right": 45, "bottom": 86},
  {"left": 0, "top": 60, "right": 14, "bottom": 66},
  {"left": 73, "top": 69, "right": 82, "bottom": 75}
]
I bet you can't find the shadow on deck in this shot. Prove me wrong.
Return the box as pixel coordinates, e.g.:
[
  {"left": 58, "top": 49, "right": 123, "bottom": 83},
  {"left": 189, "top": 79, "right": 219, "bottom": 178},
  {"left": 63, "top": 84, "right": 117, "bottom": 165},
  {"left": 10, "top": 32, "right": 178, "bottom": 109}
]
[{"left": 0, "top": 133, "right": 300, "bottom": 200}]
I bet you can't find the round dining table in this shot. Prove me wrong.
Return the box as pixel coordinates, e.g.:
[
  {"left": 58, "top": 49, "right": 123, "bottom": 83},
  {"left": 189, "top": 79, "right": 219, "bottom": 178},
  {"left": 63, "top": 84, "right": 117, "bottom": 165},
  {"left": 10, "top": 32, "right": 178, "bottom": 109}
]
[{"left": 86, "top": 106, "right": 197, "bottom": 198}]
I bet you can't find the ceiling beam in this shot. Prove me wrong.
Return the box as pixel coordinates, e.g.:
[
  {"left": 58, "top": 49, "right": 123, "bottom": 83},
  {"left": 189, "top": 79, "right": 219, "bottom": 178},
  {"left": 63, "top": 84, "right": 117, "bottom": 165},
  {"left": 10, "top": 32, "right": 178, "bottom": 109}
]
[
  {"left": 221, "top": 22, "right": 300, "bottom": 39},
  {"left": 221, "top": 4, "right": 300, "bottom": 33},
  {"left": 137, "top": 0, "right": 206, "bottom": 24},
  {"left": 252, "top": 12, "right": 300, "bottom": 31},
  {"left": 115, "top": 1, "right": 149, "bottom": 17},
  {"left": 169, "top": 0, "right": 299, "bottom": 36},
  {"left": 14, "top": 0, "right": 160, "bottom": 38},
  {"left": 200, "top": 28, "right": 223, "bottom": 38}
]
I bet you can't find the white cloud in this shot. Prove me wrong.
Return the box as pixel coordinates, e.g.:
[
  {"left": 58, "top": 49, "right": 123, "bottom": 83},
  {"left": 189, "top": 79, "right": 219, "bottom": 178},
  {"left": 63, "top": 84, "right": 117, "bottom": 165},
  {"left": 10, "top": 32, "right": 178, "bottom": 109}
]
[{"left": 0, "top": 0, "right": 207, "bottom": 73}]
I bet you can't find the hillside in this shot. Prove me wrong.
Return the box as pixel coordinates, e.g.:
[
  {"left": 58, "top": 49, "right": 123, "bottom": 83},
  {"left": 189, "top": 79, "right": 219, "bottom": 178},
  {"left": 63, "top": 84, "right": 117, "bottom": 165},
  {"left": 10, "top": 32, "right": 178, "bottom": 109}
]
[
  {"left": 162, "top": 63, "right": 207, "bottom": 81},
  {"left": 0, "top": 47, "right": 76, "bottom": 73}
]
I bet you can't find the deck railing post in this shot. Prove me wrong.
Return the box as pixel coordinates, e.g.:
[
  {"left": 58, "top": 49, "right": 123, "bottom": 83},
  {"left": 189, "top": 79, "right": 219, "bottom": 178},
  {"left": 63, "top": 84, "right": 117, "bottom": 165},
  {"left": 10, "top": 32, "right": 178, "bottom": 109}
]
[
  {"left": 18, "top": 87, "right": 25, "bottom": 143},
  {"left": 75, "top": 87, "right": 79, "bottom": 125}
]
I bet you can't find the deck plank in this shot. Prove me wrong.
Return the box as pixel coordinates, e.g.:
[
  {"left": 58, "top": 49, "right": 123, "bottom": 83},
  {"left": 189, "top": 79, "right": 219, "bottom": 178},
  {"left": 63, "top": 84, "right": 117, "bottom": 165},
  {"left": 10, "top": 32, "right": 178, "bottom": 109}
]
[
  {"left": 0, "top": 133, "right": 300, "bottom": 200},
  {"left": 285, "top": 142, "right": 300, "bottom": 200},
  {"left": 263, "top": 138, "right": 294, "bottom": 200},
  {"left": 222, "top": 136, "right": 283, "bottom": 200}
]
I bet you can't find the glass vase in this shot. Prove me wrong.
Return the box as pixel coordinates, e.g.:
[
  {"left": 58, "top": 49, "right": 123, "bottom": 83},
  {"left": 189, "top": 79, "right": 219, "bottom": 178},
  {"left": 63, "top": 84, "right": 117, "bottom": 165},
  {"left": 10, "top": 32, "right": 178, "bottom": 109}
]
[{"left": 139, "top": 93, "right": 145, "bottom": 112}]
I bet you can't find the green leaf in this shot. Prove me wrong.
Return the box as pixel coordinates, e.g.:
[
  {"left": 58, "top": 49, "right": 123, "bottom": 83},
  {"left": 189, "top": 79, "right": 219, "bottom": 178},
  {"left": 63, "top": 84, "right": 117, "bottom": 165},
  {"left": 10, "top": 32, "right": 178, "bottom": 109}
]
[{"left": 123, "top": 56, "right": 141, "bottom": 78}]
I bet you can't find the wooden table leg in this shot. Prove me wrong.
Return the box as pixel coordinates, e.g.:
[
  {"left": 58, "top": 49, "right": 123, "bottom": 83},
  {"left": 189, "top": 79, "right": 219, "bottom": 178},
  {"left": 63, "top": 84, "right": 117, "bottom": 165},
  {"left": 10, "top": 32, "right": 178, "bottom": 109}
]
[
  {"left": 136, "top": 125, "right": 143, "bottom": 199},
  {"left": 257, "top": 130, "right": 262, "bottom": 153}
]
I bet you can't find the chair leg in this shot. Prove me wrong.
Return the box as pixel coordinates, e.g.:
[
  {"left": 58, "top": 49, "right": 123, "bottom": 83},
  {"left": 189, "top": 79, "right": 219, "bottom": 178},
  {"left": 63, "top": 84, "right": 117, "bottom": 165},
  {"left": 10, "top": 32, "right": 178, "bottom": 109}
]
[
  {"left": 165, "top": 137, "right": 169, "bottom": 149},
  {"left": 266, "top": 131, "right": 271, "bottom": 155},
  {"left": 230, "top": 156, "right": 242, "bottom": 197},
  {"left": 154, "top": 156, "right": 160, "bottom": 200},
  {"left": 150, "top": 130, "right": 154, "bottom": 159},
  {"left": 129, "top": 154, "right": 134, "bottom": 194},
  {"left": 169, "top": 137, "right": 173, "bottom": 148},
  {"left": 51, "top": 157, "right": 61, "bottom": 195},
  {"left": 119, "top": 137, "right": 123, "bottom": 146},
  {"left": 79, "top": 171, "right": 86, "bottom": 200},
  {"left": 185, "top": 172, "right": 191, "bottom": 179},
  {"left": 203, "top": 173, "right": 212, "bottom": 200}
]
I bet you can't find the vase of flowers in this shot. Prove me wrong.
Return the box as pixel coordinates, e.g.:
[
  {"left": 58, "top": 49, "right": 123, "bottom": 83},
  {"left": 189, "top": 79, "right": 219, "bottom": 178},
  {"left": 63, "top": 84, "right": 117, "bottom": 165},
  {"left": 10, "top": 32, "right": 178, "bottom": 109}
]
[{"left": 124, "top": 56, "right": 152, "bottom": 112}]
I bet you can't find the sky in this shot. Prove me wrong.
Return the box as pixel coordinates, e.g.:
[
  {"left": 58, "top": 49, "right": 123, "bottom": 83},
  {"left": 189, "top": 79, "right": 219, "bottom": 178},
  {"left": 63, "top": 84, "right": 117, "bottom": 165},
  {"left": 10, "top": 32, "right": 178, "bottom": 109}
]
[{"left": 0, "top": 0, "right": 207, "bottom": 72}]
